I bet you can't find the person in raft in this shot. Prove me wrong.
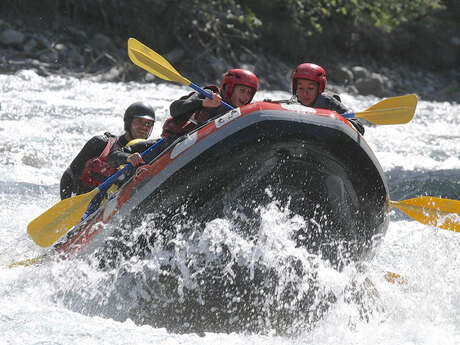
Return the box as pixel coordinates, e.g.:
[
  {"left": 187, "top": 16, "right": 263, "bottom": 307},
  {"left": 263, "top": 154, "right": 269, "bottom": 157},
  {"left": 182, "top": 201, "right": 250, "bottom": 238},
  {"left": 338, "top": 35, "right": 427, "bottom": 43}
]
[
  {"left": 59, "top": 102, "right": 156, "bottom": 200},
  {"left": 162, "top": 68, "right": 259, "bottom": 138},
  {"left": 108, "top": 68, "right": 260, "bottom": 168},
  {"left": 269, "top": 62, "right": 364, "bottom": 135}
]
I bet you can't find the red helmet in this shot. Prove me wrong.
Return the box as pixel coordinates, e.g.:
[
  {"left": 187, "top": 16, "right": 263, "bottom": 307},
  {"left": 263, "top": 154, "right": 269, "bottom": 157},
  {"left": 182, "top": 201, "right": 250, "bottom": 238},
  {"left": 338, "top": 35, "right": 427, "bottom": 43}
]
[
  {"left": 291, "top": 63, "right": 327, "bottom": 95},
  {"left": 221, "top": 68, "right": 258, "bottom": 102}
]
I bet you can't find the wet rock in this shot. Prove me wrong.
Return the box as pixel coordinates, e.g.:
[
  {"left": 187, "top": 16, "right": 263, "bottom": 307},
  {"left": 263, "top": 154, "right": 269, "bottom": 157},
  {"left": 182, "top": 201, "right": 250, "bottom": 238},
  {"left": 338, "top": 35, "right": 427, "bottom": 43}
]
[
  {"left": 355, "top": 73, "right": 386, "bottom": 97},
  {"left": 35, "top": 35, "right": 52, "bottom": 50},
  {"left": 90, "top": 33, "right": 115, "bottom": 52},
  {"left": 351, "top": 66, "right": 369, "bottom": 80},
  {"left": 0, "top": 28, "right": 25, "bottom": 45},
  {"left": 23, "top": 38, "right": 38, "bottom": 54},
  {"left": 330, "top": 66, "right": 353, "bottom": 85},
  {"left": 0, "top": 12, "right": 458, "bottom": 103},
  {"left": 38, "top": 50, "right": 59, "bottom": 64},
  {"left": 55, "top": 43, "right": 68, "bottom": 57},
  {"left": 66, "top": 27, "right": 88, "bottom": 43},
  {"left": 67, "top": 45, "right": 85, "bottom": 67},
  {"left": 121, "top": 62, "right": 147, "bottom": 82}
]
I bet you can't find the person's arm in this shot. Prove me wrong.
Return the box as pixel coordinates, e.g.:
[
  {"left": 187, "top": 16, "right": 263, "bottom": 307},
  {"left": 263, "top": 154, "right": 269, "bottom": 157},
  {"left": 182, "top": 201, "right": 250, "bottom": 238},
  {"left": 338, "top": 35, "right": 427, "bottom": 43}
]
[
  {"left": 314, "top": 94, "right": 364, "bottom": 135},
  {"left": 330, "top": 95, "right": 365, "bottom": 135},
  {"left": 169, "top": 92, "right": 205, "bottom": 121},
  {"left": 347, "top": 118, "right": 365, "bottom": 135},
  {"left": 107, "top": 139, "right": 157, "bottom": 168},
  {"left": 67, "top": 135, "right": 108, "bottom": 180},
  {"left": 169, "top": 86, "right": 222, "bottom": 120},
  {"left": 59, "top": 168, "right": 74, "bottom": 200},
  {"left": 314, "top": 94, "right": 350, "bottom": 114},
  {"left": 329, "top": 95, "right": 365, "bottom": 135}
]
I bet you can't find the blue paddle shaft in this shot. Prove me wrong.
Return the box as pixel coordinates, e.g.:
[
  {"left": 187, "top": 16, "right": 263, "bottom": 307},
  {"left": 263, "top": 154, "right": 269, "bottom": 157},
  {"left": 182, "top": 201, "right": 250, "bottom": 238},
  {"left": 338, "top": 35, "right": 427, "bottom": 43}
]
[
  {"left": 341, "top": 112, "right": 355, "bottom": 119},
  {"left": 97, "top": 138, "right": 165, "bottom": 194},
  {"left": 189, "top": 82, "right": 234, "bottom": 110}
]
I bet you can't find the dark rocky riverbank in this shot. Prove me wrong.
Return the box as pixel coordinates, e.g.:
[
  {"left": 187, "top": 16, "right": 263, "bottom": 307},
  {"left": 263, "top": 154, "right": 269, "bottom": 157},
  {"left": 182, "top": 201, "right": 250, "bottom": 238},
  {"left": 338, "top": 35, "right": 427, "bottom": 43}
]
[{"left": 1, "top": 15, "right": 459, "bottom": 103}]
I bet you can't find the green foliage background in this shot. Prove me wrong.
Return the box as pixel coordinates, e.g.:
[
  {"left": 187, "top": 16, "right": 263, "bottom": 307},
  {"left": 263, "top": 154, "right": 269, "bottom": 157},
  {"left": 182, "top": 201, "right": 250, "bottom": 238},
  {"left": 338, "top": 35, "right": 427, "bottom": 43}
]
[{"left": 3, "top": 0, "right": 460, "bottom": 71}]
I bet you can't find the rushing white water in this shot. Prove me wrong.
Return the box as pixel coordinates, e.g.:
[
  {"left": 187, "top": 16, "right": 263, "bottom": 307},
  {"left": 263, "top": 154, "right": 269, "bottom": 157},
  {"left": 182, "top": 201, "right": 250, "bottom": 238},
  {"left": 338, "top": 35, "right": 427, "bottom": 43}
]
[{"left": 1, "top": 70, "right": 459, "bottom": 344}]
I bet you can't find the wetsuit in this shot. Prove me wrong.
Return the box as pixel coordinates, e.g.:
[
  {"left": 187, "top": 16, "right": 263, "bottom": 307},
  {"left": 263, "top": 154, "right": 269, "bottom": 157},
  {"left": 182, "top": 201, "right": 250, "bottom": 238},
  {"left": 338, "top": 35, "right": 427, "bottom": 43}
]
[
  {"left": 162, "top": 85, "right": 230, "bottom": 138},
  {"left": 311, "top": 93, "right": 349, "bottom": 114},
  {"left": 60, "top": 133, "right": 129, "bottom": 199}
]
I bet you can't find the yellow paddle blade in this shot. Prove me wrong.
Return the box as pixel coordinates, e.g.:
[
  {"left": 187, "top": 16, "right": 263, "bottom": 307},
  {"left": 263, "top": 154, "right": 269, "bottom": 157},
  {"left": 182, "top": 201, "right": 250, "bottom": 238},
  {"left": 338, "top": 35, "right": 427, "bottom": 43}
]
[
  {"left": 356, "top": 94, "right": 418, "bottom": 125},
  {"left": 27, "top": 188, "right": 99, "bottom": 248},
  {"left": 384, "top": 271, "right": 408, "bottom": 285},
  {"left": 7, "top": 255, "right": 45, "bottom": 269},
  {"left": 127, "top": 38, "right": 191, "bottom": 86},
  {"left": 390, "top": 196, "right": 460, "bottom": 232}
]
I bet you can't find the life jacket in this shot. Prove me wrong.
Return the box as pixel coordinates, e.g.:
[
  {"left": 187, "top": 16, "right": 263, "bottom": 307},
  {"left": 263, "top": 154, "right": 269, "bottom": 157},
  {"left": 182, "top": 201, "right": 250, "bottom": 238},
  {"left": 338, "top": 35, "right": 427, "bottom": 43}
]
[
  {"left": 79, "top": 135, "right": 118, "bottom": 188},
  {"left": 162, "top": 85, "right": 228, "bottom": 138},
  {"left": 84, "top": 138, "right": 149, "bottom": 215}
]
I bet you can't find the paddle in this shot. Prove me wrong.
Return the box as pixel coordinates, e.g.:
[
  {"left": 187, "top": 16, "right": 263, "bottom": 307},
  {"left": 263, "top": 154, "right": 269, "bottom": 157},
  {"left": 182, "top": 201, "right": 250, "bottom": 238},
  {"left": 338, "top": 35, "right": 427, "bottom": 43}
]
[
  {"left": 342, "top": 93, "right": 418, "bottom": 125},
  {"left": 384, "top": 271, "right": 408, "bottom": 285},
  {"left": 390, "top": 196, "right": 460, "bottom": 232},
  {"left": 27, "top": 138, "right": 165, "bottom": 248},
  {"left": 383, "top": 197, "right": 459, "bottom": 286},
  {"left": 127, "top": 38, "right": 234, "bottom": 110},
  {"left": 7, "top": 254, "right": 46, "bottom": 269}
]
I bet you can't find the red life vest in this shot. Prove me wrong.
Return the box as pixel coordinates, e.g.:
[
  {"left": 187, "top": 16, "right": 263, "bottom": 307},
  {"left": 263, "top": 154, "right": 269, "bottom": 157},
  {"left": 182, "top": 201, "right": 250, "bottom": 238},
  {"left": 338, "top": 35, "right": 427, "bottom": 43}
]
[{"left": 79, "top": 137, "right": 118, "bottom": 188}]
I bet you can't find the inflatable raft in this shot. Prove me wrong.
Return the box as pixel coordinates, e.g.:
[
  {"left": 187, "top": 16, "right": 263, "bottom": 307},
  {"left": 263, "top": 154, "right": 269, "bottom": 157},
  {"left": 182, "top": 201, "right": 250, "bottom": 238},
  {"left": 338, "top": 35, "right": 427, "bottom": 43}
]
[{"left": 53, "top": 101, "right": 389, "bottom": 269}]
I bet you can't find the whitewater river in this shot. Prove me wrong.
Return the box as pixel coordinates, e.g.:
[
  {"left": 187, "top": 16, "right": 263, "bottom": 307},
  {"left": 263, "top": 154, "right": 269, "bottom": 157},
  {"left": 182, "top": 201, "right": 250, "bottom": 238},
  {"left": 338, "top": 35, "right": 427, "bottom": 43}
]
[{"left": 1, "top": 70, "right": 459, "bottom": 344}]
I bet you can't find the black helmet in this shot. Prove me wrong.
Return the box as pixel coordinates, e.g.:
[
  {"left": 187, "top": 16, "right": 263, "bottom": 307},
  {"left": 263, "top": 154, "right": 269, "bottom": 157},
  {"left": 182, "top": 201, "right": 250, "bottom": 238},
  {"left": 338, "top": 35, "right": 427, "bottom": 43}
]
[{"left": 123, "top": 102, "right": 155, "bottom": 132}]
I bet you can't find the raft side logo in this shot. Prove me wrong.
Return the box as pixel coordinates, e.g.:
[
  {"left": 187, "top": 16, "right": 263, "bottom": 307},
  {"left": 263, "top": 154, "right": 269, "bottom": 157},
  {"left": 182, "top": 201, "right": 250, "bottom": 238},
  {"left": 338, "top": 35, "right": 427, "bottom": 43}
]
[
  {"left": 280, "top": 103, "right": 316, "bottom": 114},
  {"left": 215, "top": 108, "right": 241, "bottom": 128},
  {"left": 171, "top": 132, "right": 198, "bottom": 159}
]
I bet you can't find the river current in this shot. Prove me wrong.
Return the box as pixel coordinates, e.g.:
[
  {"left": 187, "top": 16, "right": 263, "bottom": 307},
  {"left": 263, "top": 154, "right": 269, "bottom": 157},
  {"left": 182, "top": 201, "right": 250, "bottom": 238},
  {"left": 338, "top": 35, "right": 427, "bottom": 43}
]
[{"left": 0, "top": 70, "right": 459, "bottom": 344}]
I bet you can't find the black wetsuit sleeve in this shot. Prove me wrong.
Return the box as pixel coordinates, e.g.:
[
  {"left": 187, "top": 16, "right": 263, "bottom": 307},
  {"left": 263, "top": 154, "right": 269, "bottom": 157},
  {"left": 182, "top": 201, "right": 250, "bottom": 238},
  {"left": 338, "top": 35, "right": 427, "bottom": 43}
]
[
  {"left": 107, "top": 138, "right": 174, "bottom": 167},
  {"left": 313, "top": 94, "right": 350, "bottom": 114},
  {"left": 106, "top": 151, "right": 130, "bottom": 168},
  {"left": 169, "top": 92, "right": 205, "bottom": 121},
  {"left": 107, "top": 139, "right": 158, "bottom": 167},
  {"left": 60, "top": 168, "right": 73, "bottom": 200},
  {"left": 313, "top": 94, "right": 364, "bottom": 135}
]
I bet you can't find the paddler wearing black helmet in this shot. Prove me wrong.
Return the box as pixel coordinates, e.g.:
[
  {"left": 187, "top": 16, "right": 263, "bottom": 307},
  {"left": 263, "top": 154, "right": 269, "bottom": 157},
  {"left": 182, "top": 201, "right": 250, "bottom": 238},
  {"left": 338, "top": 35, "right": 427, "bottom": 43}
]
[
  {"left": 59, "top": 101, "right": 156, "bottom": 200},
  {"left": 123, "top": 102, "right": 156, "bottom": 140}
]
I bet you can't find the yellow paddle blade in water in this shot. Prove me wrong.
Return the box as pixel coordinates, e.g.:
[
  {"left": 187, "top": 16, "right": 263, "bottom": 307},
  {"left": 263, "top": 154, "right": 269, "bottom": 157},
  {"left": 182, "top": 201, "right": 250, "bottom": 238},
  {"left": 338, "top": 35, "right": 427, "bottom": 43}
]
[
  {"left": 384, "top": 271, "right": 408, "bottom": 285},
  {"left": 128, "top": 38, "right": 191, "bottom": 85},
  {"left": 356, "top": 94, "right": 418, "bottom": 125},
  {"left": 391, "top": 196, "right": 460, "bottom": 232},
  {"left": 27, "top": 188, "right": 99, "bottom": 248},
  {"left": 7, "top": 255, "right": 46, "bottom": 268}
]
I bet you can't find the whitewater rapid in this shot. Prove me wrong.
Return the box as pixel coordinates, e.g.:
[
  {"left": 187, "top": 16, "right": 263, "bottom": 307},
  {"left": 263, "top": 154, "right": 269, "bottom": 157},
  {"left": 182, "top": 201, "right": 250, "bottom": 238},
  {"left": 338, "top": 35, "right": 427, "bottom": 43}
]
[{"left": 0, "top": 71, "right": 459, "bottom": 344}]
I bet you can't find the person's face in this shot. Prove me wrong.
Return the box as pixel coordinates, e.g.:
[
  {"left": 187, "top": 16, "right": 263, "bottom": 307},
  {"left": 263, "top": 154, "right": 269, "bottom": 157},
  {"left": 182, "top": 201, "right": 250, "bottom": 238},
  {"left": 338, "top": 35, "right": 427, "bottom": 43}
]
[
  {"left": 229, "top": 85, "right": 254, "bottom": 107},
  {"left": 296, "top": 79, "right": 319, "bottom": 106},
  {"left": 130, "top": 117, "right": 154, "bottom": 139}
]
